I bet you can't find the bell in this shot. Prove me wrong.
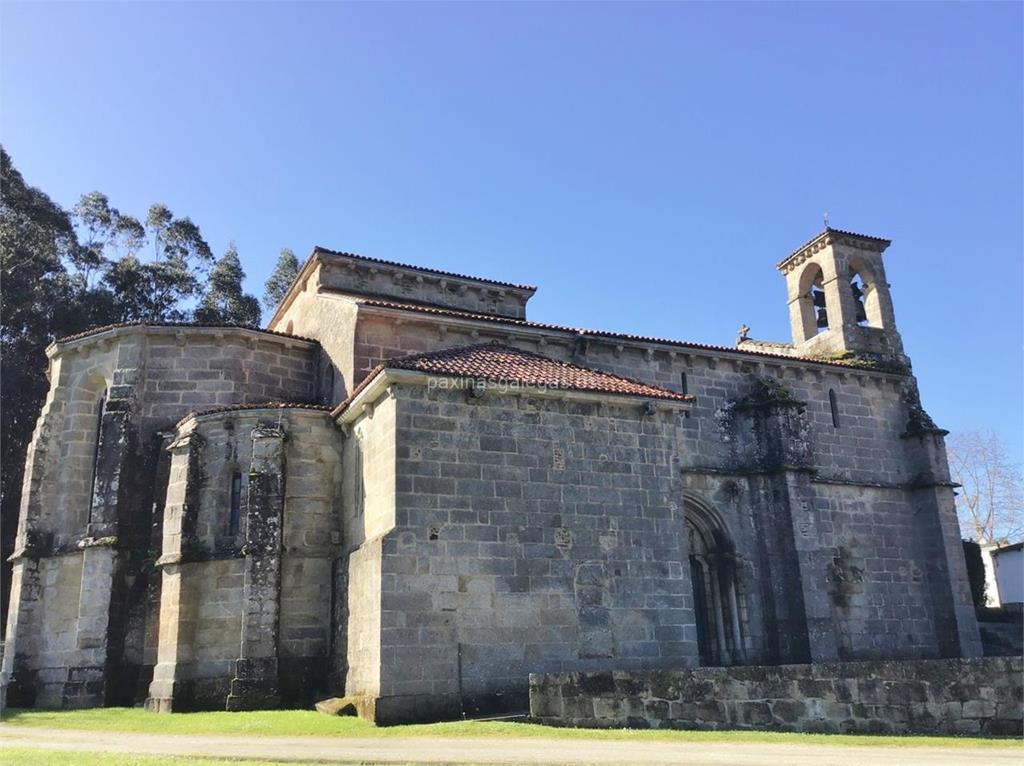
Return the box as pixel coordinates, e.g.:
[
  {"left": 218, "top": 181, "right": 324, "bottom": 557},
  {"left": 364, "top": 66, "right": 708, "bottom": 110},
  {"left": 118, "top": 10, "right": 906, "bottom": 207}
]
[
  {"left": 855, "top": 302, "right": 868, "bottom": 324},
  {"left": 812, "top": 289, "right": 827, "bottom": 308},
  {"left": 816, "top": 307, "right": 829, "bottom": 329},
  {"left": 850, "top": 281, "right": 863, "bottom": 301}
]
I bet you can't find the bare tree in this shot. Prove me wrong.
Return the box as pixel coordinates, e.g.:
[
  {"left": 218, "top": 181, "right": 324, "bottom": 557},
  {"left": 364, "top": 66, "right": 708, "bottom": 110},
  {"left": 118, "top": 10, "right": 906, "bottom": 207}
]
[{"left": 947, "top": 429, "right": 1024, "bottom": 543}]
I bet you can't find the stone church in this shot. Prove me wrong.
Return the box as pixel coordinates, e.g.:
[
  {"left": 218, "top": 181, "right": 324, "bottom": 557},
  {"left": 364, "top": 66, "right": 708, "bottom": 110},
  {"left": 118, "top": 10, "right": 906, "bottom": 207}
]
[{"left": 2, "top": 228, "right": 981, "bottom": 723}]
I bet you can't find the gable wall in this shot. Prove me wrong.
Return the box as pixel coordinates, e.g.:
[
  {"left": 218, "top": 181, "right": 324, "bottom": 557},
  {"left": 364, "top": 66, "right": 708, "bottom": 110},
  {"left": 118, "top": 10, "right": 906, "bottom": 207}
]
[
  {"left": 316, "top": 257, "right": 533, "bottom": 320},
  {"left": 368, "top": 382, "right": 691, "bottom": 722},
  {"left": 271, "top": 267, "right": 359, "bottom": 402}
]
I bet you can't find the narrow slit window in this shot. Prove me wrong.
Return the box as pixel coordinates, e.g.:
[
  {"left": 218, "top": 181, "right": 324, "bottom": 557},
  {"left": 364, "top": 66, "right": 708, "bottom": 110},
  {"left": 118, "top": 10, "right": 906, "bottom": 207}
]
[
  {"left": 680, "top": 371, "right": 691, "bottom": 419},
  {"left": 87, "top": 394, "right": 106, "bottom": 523},
  {"left": 829, "top": 389, "right": 840, "bottom": 428},
  {"left": 229, "top": 471, "right": 243, "bottom": 536},
  {"left": 354, "top": 439, "right": 364, "bottom": 517}
]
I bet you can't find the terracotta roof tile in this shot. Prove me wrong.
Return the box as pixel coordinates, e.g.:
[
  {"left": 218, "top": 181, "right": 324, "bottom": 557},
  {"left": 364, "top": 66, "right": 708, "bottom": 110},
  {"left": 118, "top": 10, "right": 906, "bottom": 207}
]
[
  {"left": 55, "top": 321, "right": 316, "bottom": 345},
  {"left": 353, "top": 297, "right": 869, "bottom": 369},
  {"left": 314, "top": 246, "right": 537, "bottom": 292},
  {"left": 176, "top": 401, "right": 331, "bottom": 428},
  {"left": 334, "top": 343, "right": 692, "bottom": 417},
  {"left": 781, "top": 227, "right": 891, "bottom": 265}
]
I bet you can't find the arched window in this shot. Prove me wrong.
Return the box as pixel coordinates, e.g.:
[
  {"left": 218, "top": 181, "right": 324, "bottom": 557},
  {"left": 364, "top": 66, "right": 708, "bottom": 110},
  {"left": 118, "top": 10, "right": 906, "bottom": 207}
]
[
  {"left": 847, "top": 258, "right": 883, "bottom": 328},
  {"left": 797, "top": 263, "right": 829, "bottom": 341},
  {"left": 86, "top": 393, "right": 107, "bottom": 524},
  {"left": 686, "top": 497, "right": 745, "bottom": 667},
  {"left": 849, "top": 272, "right": 869, "bottom": 326},
  {"left": 810, "top": 273, "right": 828, "bottom": 332}
]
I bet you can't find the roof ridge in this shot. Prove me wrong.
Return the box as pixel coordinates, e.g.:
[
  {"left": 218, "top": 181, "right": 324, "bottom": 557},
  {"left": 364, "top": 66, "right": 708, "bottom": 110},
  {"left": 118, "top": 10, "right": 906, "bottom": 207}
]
[
  {"left": 389, "top": 341, "right": 677, "bottom": 390},
  {"left": 380, "top": 340, "right": 505, "bottom": 366},
  {"left": 356, "top": 297, "right": 881, "bottom": 370},
  {"left": 314, "top": 245, "right": 537, "bottom": 292},
  {"left": 54, "top": 321, "right": 317, "bottom": 345},
  {"left": 176, "top": 401, "right": 331, "bottom": 428},
  {"left": 384, "top": 341, "right": 692, "bottom": 401},
  {"left": 781, "top": 227, "right": 892, "bottom": 264},
  {"left": 333, "top": 341, "right": 694, "bottom": 419}
]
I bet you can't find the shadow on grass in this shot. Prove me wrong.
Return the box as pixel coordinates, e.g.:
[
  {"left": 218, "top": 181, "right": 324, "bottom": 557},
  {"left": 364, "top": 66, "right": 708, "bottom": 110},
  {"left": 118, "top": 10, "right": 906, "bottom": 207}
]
[{"left": 1, "top": 707, "right": 1020, "bottom": 748}]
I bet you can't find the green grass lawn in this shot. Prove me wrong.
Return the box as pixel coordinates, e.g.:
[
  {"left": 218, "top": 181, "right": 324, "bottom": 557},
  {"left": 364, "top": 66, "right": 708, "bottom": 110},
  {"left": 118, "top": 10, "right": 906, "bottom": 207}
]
[
  {"left": 1, "top": 707, "right": 1020, "bottom": 748},
  {"left": 2, "top": 748, "right": 430, "bottom": 766}
]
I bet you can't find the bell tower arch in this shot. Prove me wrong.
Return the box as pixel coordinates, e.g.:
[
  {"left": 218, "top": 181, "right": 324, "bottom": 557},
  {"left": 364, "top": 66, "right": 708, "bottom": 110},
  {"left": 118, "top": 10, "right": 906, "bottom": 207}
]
[{"left": 778, "top": 228, "right": 905, "bottom": 364}]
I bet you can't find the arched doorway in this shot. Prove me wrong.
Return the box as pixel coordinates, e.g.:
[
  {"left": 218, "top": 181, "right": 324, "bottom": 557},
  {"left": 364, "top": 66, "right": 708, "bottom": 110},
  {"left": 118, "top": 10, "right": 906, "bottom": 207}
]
[{"left": 685, "top": 497, "right": 746, "bottom": 666}]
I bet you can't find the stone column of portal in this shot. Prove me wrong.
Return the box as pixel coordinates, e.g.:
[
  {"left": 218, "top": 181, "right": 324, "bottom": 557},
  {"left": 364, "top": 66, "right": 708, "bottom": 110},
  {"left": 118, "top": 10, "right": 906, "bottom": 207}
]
[
  {"left": 226, "top": 425, "right": 286, "bottom": 711},
  {"left": 145, "top": 429, "right": 204, "bottom": 712},
  {"left": 901, "top": 413, "right": 983, "bottom": 659}
]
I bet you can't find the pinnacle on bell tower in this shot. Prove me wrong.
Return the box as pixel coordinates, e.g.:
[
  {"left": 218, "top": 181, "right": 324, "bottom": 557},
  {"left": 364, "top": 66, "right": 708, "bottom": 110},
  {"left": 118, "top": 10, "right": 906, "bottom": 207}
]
[{"left": 777, "top": 228, "right": 905, "bottom": 363}]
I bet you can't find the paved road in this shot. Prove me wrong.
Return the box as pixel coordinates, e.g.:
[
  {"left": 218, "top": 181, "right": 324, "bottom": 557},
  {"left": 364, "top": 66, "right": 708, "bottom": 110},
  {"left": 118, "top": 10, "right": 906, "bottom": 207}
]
[{"left": 1, "top": 725, "right": 1021, "bottom": 765}]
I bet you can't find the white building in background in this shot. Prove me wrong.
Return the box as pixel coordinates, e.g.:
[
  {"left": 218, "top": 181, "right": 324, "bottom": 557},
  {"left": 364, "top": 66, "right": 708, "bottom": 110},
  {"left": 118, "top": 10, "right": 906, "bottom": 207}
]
[{"left": 981, "top": 542, "right": 1024, "bottom": 607}]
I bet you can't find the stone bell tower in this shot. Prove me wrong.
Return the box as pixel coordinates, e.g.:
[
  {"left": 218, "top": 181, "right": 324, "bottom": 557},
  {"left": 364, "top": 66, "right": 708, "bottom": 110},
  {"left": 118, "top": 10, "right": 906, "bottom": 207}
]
[{"left": 777, "top": 228, "right": 905, "bottom": 363}]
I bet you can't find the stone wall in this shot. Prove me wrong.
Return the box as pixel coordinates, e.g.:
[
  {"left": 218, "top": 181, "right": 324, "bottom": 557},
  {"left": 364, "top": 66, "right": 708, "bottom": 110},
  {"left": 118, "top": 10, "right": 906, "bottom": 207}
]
[
  {"left": 340, "top": 305, "right": 980, "bottom": 663},
  {"left": 2, "top": 325, "right": 321, "bottom": 711},
  {"left": 143, "top": 407, "right": 342, "bottom": 712},
  {"left": 339, "top": 393, "right": 397, "bottom": 705},
  {"left": 272, "top": 266, "right": 360, "bottom": 402},
  {"left": 27, "top": 554, "right": 85, "bottom": 708},
  {"left": 9, "top": 325, "right": 318, "bottom": 552},
  {"left": 529, "top": 656, "right": 1023, "bottom": 736},
  {"left": 346, "top": 379, "right": 692, "bottom": 723},
  {"left": 315, "top": 253, "right": 534, "bottom": 320},
  {"left": 277, "top": 411, "right": 345, "bottom": 704},
  {"left": 347, "top": 304, "right": 922, "bottom": 485}
]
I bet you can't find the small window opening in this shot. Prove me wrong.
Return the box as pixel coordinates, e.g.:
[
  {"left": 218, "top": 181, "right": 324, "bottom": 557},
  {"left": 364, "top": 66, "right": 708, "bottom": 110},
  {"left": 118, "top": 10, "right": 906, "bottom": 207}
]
[
  {"left": 849, "top": 273, "right": 869, "bottom": 326},
  {"left": 811, "top": 275, "right": 829, "bottom": 333},
  {"left": 829, "top": 389, "right": 840, "bottom": 428},
  {"left": 229, "top": 471, "right": 243, "bottom": 536},
  {"left": 680, "top": 371, "right": 691, "bottom": 419},
  {"left": 353, "top": 436, "right": 365, "bottom": 517},
  {"left": 87, "top": 394, "right": 107, "bottom": 523}
]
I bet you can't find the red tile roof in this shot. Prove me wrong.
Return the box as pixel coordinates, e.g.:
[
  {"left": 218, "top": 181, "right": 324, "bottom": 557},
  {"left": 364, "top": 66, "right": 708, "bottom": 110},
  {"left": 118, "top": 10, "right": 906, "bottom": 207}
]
[
  {"left": 352, "top": 296, "right": 871, "bottom": 369},
  {"left": 781, "top": 227, "right": 891, "bottom": 264},
  {"left": 54, "top": 321, "right": 316, "bottom": 345},
  {"left": 176, "top": 401, "right": 331, "bottom": 428},
  {"left": 314, "top": 246, "right": 537, "bottom": 292},
  {"left": 335, "top": 343, "right": 692, "bottom": 417}
]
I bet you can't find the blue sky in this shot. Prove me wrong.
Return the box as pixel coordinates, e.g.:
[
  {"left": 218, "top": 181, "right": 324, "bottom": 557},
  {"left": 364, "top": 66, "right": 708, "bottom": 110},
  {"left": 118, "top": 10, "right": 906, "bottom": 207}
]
[{"left": 3, "top": 2, "right": 1021, "bottom": 454}]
